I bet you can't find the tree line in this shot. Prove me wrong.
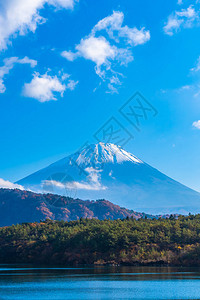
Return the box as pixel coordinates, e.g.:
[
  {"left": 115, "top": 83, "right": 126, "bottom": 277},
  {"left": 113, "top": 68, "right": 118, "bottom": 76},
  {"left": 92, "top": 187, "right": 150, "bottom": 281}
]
[{"left": 0, "top": 215, "right": 200, "bottom": 266}]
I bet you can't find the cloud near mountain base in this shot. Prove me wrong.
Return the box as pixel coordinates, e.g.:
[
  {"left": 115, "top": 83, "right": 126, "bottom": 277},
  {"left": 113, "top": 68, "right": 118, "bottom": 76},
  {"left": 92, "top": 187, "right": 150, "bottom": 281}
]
[{"left": 0, "top": 178, "right": 24, "bottom": 190}]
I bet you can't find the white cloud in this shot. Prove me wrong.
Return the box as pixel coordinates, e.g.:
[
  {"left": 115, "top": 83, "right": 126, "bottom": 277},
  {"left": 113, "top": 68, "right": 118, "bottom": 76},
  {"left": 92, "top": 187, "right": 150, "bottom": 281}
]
[
  {"left": 23, "top": 71, "right": 78, "bottom": 102},
  {"left": 85, "top": 167, "right": 104, "bottom": 187},
  {"left": 121, "top": 27, "right": 150, "bottom": 46},
  {"left": 180, "top": 85, "right": 191, "bottom": 90},
  {"left": 65, "top": 180, "right": 106, "bottom": 191},
  {"left": 176, "top": 84, "right": 192, "bottom": 93},
  {"left": 61, "top": 11, "right": 150, "bottom": 93},
  {"left": 76, "top": 36, "right": 116, "bottom": 66},
  {"left": 175, "top": 82, "right": 200, "bottom": 98},
  {"left": 91, "top": 11, "right": 150, "bottom": 46},
  {"left": 91, "top": 10, "right": 125, "bottom": 38},
  {"left": 61, "top": 50, "right": 78, "bottom": 61},
  {"left": 163, "top": 16, "right": 183, "bottom": 36},
  {"left": 0, "top": 0, "right": 78, "bottom": 50},
  {"left": 23, "top": 72, "right": 65, "bottom": 102},
  {"left": 164, "top": 5, "right": 200, "bottom": 35},
  {"left": 48, "top": 0, "right": 78, "bottom": 9},
  {"left": 42, "top": 166, "right": 107, "bottom": 191},
  {"left": 43, "top": 179, "right": 106, "bottom": 191},
  {"left": 176, "top": 5, "right": 196, "bottom": 18},
  {"left": 0, "top": 178, "right": 24, "bottom": 190},
  {"left": 193, "top": 120, "right": 200, "bottom": 129},
  {"left": 191, "top": 56, "right": 200, "bottom": 72},
  {"left": 0, "top": 56, "right": 37, "bottom": 93},
  {"left": 66, "top": 79, "right": 79, "bottom": 90}
]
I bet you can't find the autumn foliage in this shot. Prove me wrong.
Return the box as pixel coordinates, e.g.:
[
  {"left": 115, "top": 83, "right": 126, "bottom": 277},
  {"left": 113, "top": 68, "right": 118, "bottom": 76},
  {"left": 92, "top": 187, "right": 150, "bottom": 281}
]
[{"left": 0, "top": 215, "right": 200, "bottom": 266}]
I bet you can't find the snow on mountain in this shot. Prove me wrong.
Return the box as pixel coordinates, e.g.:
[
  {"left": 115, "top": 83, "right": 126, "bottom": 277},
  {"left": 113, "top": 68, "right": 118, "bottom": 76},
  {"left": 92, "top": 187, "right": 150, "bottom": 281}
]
[
  {"left": 72, "top": 143, "right": 143, "bottom": 165},
  {"left": 17, "top": 142, "right": 200, "bottom": 215},
  {"left": 50, "top": 143, "right": 143, "bottom": 170}
]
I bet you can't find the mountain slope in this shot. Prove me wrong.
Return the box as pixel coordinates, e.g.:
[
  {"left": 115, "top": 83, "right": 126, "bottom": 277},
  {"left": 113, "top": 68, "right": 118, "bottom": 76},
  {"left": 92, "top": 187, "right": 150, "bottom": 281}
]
[
  {"left": 0, "top": 188, "right": 151, "bottom": 227},
  {"left": 17, "top": 143, "right": 200, "bottom": 214}
]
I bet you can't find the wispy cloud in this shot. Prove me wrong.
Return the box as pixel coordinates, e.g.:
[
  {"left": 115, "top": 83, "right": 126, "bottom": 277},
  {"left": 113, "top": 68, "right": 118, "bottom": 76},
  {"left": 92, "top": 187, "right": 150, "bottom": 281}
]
[
  {"left": 43, "top": 178, "right": 106, "bottom": 191},
  {"left": 164, "top": 5, "right": 200, "bottom": 35},
  {"left": 42, "top": 166, "right": 107, "bottom": 192},
  {"left": 192, "top": 120, "right": 200, "bottom": 129},
  {"left": 91, "top": 11, "right": 150, "bottom": 46},
  {"left": 0, "top": 56, "right": 37, "bottom": 93},
  {"left": 0, "top": 0, "right": 78, "bottom": 51},
  {"left": 0, "top": 178, "right": 24, "bottom": 190},
  {"left": 163, "top": 54, "right": 200, "bottom": 98},
  {"left": 61, "top": 11, "right": 150, "bottom": 93},
  {"left": 23, "top": 71, "right": 78, "bottom": 102},
  {"left": 61, "top": 50, "right": 78, "bottom": 61},
  {"left": 191, "top": 56, "right": 200, "bottom": 72},
  {"left": 66, "top": 79, "right": 79, "bottom": 90}
]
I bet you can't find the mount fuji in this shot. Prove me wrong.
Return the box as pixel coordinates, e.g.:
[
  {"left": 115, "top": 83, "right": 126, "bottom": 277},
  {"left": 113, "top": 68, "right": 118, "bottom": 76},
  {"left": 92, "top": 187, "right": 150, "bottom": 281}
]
[{"left": 17, "top": 143, "right": 200, "bottom": 215}]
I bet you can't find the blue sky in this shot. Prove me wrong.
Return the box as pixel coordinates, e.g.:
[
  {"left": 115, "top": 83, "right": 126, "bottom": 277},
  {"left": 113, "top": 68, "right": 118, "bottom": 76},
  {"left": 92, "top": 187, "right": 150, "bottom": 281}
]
[{"left": 0, "top": 0, "right": 200, "bottom": 192}]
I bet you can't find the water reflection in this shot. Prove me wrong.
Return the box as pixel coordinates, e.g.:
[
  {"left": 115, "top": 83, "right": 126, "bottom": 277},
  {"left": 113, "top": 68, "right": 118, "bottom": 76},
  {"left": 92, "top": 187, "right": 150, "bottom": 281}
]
[{"left": 0, "top": 265, "right": 200, "bottom": 299}]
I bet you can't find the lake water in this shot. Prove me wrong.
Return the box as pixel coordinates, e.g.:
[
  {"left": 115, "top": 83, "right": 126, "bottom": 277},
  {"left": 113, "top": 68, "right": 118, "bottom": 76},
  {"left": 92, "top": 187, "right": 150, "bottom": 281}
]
[{"left": 0, "top": 265, "right": 200, "bottom": 299}]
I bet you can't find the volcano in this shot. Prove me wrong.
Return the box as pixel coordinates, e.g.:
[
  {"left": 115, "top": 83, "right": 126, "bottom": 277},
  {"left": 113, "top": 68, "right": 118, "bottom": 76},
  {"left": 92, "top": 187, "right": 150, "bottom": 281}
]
[{"left": 17, "top": 142, "right": 200, "bottom": 214}]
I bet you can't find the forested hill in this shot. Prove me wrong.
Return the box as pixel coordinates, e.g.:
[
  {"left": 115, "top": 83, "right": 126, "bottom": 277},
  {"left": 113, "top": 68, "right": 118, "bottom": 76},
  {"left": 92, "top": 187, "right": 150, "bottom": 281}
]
[
  {"left": 0, "top": 188, "right": 154, "bottom": 226},
  {"left": 0, "top": 216, "right": 200, "bottom": 266}
]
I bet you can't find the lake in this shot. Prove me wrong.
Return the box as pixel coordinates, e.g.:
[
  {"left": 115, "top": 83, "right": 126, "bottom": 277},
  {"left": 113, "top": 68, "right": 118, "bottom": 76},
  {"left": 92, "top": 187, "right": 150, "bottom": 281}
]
[{"left": 0, "top": 265, "right": 200, "bottom": 299}]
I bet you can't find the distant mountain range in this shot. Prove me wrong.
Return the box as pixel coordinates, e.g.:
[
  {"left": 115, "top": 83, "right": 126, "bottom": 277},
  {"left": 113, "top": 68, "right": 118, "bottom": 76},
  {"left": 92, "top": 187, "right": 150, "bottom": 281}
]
[
  {"left": 0, "top": 188, "right": 157, "bottom": 227},
  {"left": 17, "top": 142, "right": 200, "bottom": 214}
]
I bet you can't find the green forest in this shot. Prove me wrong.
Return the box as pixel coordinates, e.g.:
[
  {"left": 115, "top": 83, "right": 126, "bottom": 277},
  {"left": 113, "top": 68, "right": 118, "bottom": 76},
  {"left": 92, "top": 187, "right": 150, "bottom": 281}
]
[{"left": 0, "top": 215, "right": 200, "bottom": 266}]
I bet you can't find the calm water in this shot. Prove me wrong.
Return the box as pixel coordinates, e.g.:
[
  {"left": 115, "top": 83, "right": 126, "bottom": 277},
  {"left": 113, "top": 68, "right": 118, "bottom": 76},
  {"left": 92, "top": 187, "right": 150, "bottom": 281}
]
[{"left": 0, "top": 265, "right": 200, "bottom": 299}]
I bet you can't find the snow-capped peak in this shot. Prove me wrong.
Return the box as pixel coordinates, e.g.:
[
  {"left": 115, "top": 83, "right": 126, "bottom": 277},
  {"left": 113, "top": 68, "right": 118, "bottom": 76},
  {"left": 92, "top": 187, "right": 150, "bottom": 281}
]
[{"left": 71, "top": 143, "right": 143, "bottom": 166}]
